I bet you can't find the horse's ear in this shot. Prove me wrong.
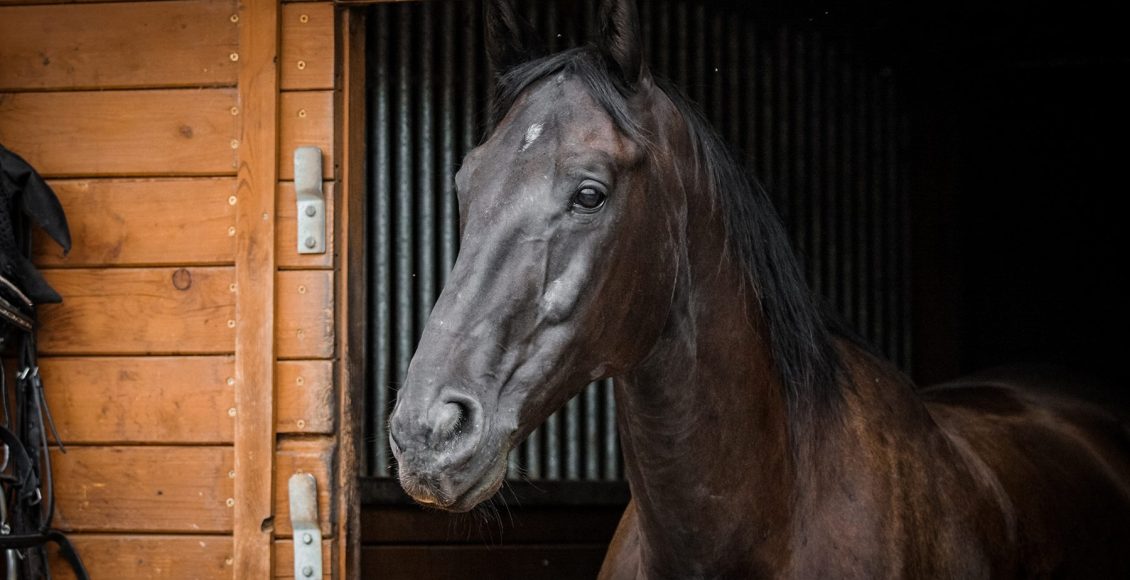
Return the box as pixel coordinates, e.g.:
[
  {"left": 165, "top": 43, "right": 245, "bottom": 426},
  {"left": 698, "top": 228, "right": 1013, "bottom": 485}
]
[
  {"left": 485, "top": 0, "right": 543, "bottom": 73},
  {"left": 598, "top": 0, "right": 647, "bottom": 88}
]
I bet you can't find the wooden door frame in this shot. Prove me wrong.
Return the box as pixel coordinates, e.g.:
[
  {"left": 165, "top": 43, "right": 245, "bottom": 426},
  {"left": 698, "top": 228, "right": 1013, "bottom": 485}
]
[{"left": 336, "top": 6, "right": 368, "bottom": 580}]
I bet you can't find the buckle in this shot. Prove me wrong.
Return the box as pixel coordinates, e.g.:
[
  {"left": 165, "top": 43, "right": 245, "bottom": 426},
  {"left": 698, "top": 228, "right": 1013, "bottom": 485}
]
[{"left": 16, "top": 366, "right": 38, "bottom": 381}]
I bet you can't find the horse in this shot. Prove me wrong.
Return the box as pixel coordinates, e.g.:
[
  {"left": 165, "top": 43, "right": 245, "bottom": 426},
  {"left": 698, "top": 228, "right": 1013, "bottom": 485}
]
[{"left": 388, "top": 0, "right": 1130, "bottom": 576}]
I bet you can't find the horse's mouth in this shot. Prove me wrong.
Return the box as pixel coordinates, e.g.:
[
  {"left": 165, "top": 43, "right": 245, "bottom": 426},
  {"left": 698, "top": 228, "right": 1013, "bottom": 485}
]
[
  {"left": 447, "top": 457, "right": 509, "bottom": 512},
  {"left": 400, "top": 450, "right": 510, "bottom": 513}
]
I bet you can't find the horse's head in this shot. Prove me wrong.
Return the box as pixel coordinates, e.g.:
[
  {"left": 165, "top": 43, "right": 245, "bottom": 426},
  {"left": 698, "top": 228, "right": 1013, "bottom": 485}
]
[{"left": 390, "top": 0, "right": 685, "bottom": 511}]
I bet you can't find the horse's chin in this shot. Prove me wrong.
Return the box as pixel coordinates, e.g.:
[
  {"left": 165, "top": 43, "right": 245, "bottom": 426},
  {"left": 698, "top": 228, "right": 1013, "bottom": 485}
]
[
  {"left": 400, "top": 450, "right": 510, "bottom": 513},
  {"left": 445, "top": 457, "right": 509, "bottom": 512}
]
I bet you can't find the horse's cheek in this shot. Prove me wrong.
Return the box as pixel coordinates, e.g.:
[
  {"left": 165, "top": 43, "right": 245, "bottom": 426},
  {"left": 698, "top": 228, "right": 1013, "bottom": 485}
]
[{"left": 605, "top": 249, "right": 678, "bottom": 369}]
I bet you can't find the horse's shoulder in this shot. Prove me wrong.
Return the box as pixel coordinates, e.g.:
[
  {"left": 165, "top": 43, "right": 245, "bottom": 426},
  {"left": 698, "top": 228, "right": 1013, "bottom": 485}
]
[{"left": 918, "top": 366, "right": 1130, "bottom": 576}]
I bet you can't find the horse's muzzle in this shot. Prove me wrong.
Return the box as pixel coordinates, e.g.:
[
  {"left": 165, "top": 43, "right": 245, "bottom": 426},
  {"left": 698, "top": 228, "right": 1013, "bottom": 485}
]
[{"left": 388, "top": 389, "right": 493, "bottom": 510}]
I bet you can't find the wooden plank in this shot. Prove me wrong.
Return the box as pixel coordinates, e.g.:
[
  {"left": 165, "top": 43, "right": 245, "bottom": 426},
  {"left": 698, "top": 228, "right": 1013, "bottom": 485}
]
[
  {"left": 33, "top": 178, "right": 237, "bottom": 267},
  {"left": 361, "top": 545, "right": 609, "bottom": 580},
  {"left": 0, "top": 0, "right": 182, "bottom": 5},
  {"left": 337, "top": 10, "right": 366, "bottom": 579},
  {"left": 274, "top": 438, "right": 335, "bottom": 538},
  {"left": 361, "top": 505, "right": 624, "bottom": 545},
  {"left": 52, "top": 447, "right": 235, "bottom": 533},
  {"left": 40, "top": 356, "right": 236, "bottom": 444},
  {"left": 281, "top": 2, "right": 335, "bottom": 90},
  {"left": 332, "top": 0, "right": 420, "bottom": 4},
  {"left": 0, "top": 0, "right": 238, "bottom": 91},
  {"left": 50, "top": 534, "right": 234, "bottom": 580},
  {"left": 279, "top": 90, "right": 334, "bottom": 181},
  {"left": 277, "top": 270, "right": 335, "bottom": 359},
  {"left": 277, "top": 181, "right": 335, "bottom": 269},
  {"left": 37, "top": 267, "right": 236, "bottom": 355},
  {"left": 278, "top": 360, "right": 335, "bottom": 434},
  {"left": 274, "top": 539, "right": 334, "bottom": 579},
  {"left": 233, "top": 0, "right": 280, "bottom": 576},
  {"left": 0, "top": 89, "right": 238, "bottom": 177}
]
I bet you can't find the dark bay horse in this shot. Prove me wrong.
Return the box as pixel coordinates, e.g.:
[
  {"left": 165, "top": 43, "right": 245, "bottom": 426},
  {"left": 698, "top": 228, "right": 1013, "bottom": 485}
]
[{"left": 388, "top": 0, "right": 1130, "bottom": 576}]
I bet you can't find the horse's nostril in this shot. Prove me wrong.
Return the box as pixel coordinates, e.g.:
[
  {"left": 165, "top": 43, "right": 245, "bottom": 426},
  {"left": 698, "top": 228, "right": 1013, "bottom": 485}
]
[
  {"left": 433, "top": 400, "right": 469, "bottom": 442},
  {"left": 388, "top": 429, "right": 404, "bottom": 455}
]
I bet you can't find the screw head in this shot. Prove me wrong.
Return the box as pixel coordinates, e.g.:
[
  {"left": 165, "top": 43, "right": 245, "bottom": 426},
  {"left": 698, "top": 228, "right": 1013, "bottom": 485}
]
[
  {"left": 303, "top": 532, "right": 314, "bottom": 545},
  {"left": 304, "top": 237, "right": 317, "bottom": 249},
  {"left": 302, "top": 565, "right": 314, "bottom": 577},
  {"left": 305, "top": 205, "right": 317, "bottom": 217}
]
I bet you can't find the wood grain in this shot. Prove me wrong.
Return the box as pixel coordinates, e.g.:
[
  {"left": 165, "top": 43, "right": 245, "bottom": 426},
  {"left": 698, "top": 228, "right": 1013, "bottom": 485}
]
[
  {"left": 39, "top": 356, "right": 234, "bottom": 444},
  {"left": 37, "top": 267, "right": 237, "bottom": 355},
  {"left": 278, "top": 360, "right": 335, "bottom": 434},
  {"left": 279, "top": 90, "right": 334, "bottom": 181},
  {"left": 337, "top": 12, "right": 366, "bottom": 578},
  {"left": 52, "top": 446, "right": 236, "bottom": 533},
  {"left": 274, "top": 438, "right": 335, "bottom": 538},
  {"left": 0, "top": 89, "right": 238, "bottom": 177},
  {"left": 34, "top": 178, "right": 237, "bottom": 267},
  {"left": 281, "top": 2, "right": 335, "bottom": 90},
  {"left": 0, "top": 0, "right": 238, "bottom": 91},
  {"left": 277, "top": 181, "right": 335, "bottom": 270},
  {"left": 277, "top": 270, "right": 335, "bottom": 359},
  {"left": 49, "top": 534, "right": 234, "bottom": 580},
  {"left": 233, "top": 0, "right": 280, "bottom": 576}
]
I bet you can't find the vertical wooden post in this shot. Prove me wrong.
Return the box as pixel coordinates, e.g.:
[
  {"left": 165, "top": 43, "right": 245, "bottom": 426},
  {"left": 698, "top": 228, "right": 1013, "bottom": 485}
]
[
  {"left": 338, "top": 9, "right": 368, "bottom": 578},
  {"left": 235, "top": 0, "right": 279, "bottom": 577}
]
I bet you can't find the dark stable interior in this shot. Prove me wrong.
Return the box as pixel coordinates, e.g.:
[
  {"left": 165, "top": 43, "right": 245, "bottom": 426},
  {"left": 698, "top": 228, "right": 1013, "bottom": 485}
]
[
  {"left": 878, "top": 1, "right": 1130, "bottom": 388},
  {"left": 362, "top": 2, "right": 1130, "bottom": 578}
]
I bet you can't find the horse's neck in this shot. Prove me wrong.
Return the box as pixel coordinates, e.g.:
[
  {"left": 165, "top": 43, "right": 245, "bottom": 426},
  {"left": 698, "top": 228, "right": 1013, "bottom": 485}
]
[
  {"left": 614, "top": 223, "right": 798, "bottom": 575},
  {"left": 614, "top": 207, "right": 955, "bottom": 577}
]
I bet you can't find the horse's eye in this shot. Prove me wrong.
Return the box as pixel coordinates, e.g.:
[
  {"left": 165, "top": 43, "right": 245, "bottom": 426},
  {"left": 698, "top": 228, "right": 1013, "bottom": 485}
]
[{"left": 572, "top": 186, "right": 607, "bottom": 212}]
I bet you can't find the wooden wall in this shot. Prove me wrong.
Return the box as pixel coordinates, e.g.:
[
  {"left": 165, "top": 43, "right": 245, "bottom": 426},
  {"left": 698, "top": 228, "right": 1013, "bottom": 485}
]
[{"left": 0, "top": 0, "right": 352, "bottom": 577}]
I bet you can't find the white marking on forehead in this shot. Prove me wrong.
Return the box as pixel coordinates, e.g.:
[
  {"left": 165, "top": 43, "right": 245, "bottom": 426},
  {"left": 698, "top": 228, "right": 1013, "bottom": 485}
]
[{"left": 520, "top": 122, "right": 544, "bottom": 152}]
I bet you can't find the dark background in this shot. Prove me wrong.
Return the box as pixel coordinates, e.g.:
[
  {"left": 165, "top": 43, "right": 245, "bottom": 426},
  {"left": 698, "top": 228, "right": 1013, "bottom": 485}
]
[{"left": 847, "top": 0, "right": 1130, "bottom": 387}]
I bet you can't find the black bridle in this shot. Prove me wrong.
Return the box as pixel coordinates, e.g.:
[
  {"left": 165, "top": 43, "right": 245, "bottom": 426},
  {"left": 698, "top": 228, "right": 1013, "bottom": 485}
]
[{"left": 1, "top": 145, "right": 87, "bottom": 580}]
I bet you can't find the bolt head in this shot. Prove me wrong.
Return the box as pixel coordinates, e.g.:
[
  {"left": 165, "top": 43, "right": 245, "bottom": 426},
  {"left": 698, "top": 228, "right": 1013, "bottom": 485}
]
[
  {"left": 303, "top": 532, "right": 314, "bottom": 545},
  {"left": 305, "top": 205, "right": 317, "bottom": 217},
  {"left": 304, "top": 237, "right": 317, "bottom": 249},
  {"left": 302, "top": 565, "right": 314, "bottom": 577}
]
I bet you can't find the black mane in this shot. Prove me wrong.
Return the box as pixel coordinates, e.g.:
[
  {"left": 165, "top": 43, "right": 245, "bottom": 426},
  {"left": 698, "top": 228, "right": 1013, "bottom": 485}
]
[{"left": 492, "top": 47, "right": 844, "bottom": 428}]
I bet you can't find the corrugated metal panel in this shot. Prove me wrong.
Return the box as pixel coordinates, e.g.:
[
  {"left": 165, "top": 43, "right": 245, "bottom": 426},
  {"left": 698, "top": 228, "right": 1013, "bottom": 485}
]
[{"left": 365, "top": 0, "right": 910, "bottom": 481}]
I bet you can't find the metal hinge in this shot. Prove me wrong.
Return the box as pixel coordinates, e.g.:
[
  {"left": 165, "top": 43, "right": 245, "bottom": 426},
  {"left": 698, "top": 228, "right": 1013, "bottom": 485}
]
[
  {"left": 294, "top": 147, "right": 326, "bottom": 255},
  {"left": 288, "top": 473, "right": 323, "bottom": 579}
]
